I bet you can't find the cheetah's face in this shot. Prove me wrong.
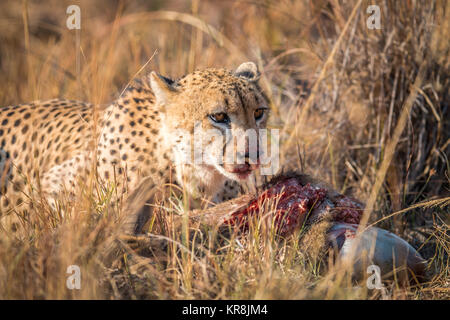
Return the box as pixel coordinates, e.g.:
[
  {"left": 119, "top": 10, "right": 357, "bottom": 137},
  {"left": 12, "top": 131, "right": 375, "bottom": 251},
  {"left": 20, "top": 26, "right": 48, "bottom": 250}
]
[{"left": 150, "top": 62, "right": 269, "bottom": 182}]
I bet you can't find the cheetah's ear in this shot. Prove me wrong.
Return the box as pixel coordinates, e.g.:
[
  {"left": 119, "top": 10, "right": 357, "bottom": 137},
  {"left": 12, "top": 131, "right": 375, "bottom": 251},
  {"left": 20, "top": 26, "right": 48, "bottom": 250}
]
[
  {"left": 235, "top": 62, "right": 260, "bottom": 82},
  {"left": 149, "top": 72, "right": 179, "bottom": 106}
]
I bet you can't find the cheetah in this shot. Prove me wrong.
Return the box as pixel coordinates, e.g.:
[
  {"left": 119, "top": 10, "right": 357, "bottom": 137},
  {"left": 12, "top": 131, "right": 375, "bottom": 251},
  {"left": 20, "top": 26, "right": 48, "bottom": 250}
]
[{"left": 0, "top": 62, "right": 270, "bottom": 234}]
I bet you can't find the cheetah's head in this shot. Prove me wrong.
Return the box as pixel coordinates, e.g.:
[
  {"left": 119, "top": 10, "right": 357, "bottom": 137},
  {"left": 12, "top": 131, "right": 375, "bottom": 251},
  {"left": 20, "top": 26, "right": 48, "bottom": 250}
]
[{"left": 150, "top": 62, "right": 270, "bottom": 189}]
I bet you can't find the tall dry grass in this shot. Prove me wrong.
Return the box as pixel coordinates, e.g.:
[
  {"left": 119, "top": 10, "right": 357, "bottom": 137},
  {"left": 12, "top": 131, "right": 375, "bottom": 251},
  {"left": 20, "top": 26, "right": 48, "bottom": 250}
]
[{"left": 0, "top": 0, "right": 448, "bottom": 299}]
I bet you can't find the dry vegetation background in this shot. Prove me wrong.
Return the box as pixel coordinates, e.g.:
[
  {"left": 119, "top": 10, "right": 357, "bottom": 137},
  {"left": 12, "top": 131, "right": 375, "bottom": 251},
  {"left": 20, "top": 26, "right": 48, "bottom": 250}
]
[{"left": 0, "top": 0, "right": 448, "bottom": 299}]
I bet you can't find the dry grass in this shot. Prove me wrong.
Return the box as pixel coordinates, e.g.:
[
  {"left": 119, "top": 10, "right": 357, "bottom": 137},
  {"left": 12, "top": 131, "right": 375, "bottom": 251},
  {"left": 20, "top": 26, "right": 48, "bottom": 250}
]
[{"left": 0, "top": 0, "right": 448, "bottom": 299}]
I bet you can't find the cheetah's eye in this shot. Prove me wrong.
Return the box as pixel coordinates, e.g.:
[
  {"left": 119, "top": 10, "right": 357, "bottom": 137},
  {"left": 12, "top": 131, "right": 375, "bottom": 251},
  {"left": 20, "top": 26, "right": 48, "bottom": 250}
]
[
  {"left": 209, "top": 112, "right": 230, "bottom": 124},
  {"left": 254, "top": 108, "right": 266, "bottom": 121}
]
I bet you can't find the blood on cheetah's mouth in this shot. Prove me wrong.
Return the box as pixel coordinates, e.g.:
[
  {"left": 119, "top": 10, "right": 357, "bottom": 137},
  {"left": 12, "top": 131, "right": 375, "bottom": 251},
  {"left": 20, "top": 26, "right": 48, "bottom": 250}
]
[{"left": 223, "top": 162, "right": 259, "bottom": 180}]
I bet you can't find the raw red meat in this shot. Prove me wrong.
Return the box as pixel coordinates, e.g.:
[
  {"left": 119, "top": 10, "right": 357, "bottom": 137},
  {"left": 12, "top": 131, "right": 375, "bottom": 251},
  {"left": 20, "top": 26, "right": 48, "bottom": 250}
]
[
  {"left": 222, "top": 177, "right": 364, "bottom": 236},
  {"left": 332, "top": 196, "right": 364, "bottom": 225},
  {"left": 216, "top": 174, "right": 425, "bottom": 282},
  {"left": 223, "top": 178, "right": 327, "bottom": 236}
]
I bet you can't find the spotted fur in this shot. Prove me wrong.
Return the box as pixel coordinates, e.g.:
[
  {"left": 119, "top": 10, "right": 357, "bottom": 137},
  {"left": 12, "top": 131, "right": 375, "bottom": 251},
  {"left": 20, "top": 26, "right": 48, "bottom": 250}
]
[{"left": 0, "top": 62, "right": 269, "bottom": 232}]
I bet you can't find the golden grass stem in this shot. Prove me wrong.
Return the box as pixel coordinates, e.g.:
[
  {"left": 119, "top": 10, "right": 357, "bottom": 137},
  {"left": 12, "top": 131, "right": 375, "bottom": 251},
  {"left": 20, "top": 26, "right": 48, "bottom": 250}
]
[
  {"left": 283, "top": 0, "right": 363, "bottom": 151},
  {"left": 358, "top": 61, "right": 428, "bottom": 231}
]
